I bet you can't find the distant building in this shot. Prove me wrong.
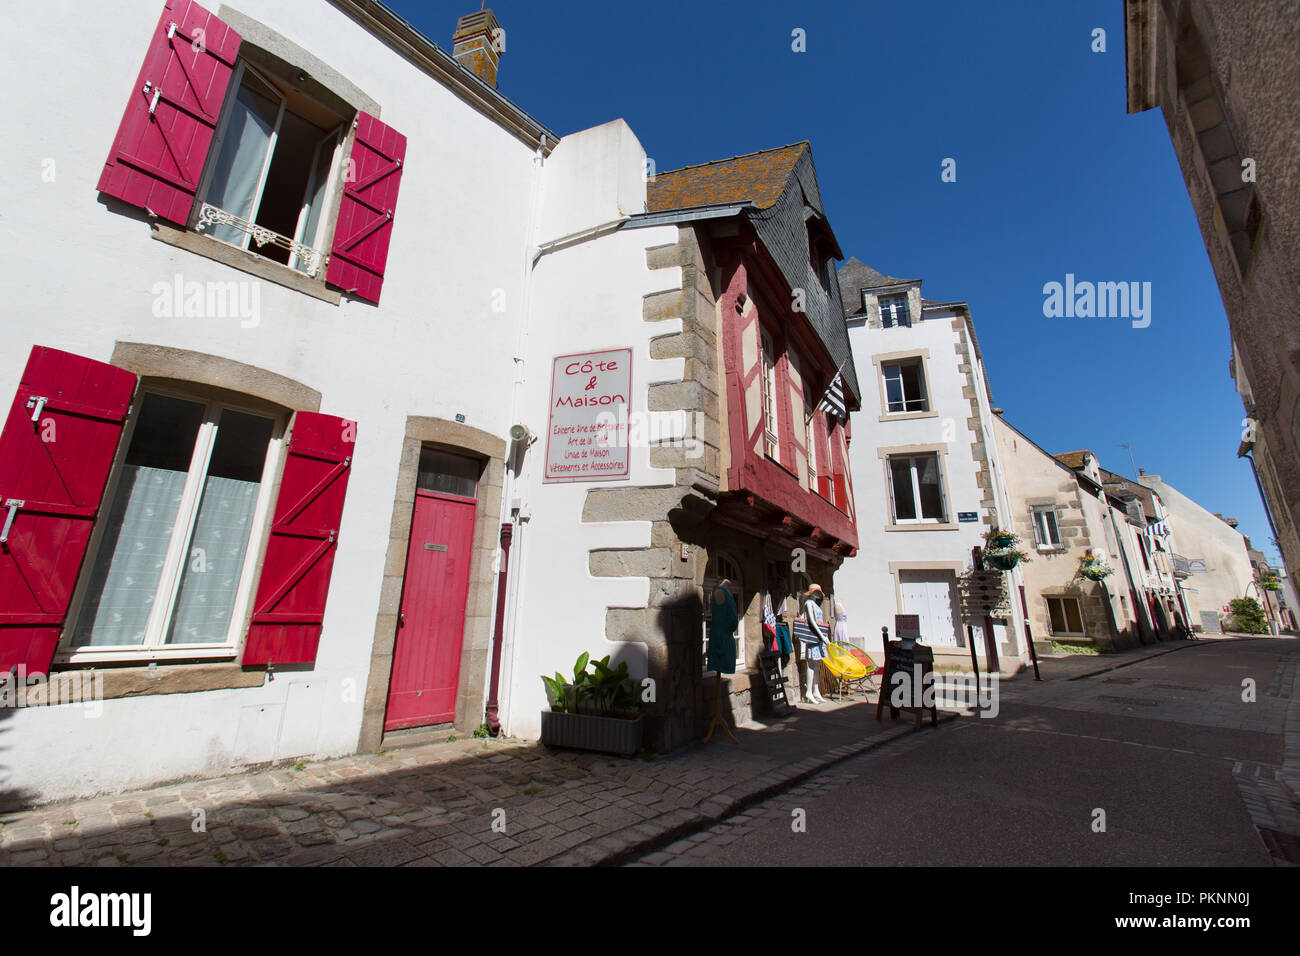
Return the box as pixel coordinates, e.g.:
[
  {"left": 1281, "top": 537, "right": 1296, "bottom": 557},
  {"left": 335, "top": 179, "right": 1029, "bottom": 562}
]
[
  {"left": 1132, "top": 474, "right": 1254, "bottom": 632},
  {"left": 1124, "top": 0, "right": 1300, "bottom": 579}
]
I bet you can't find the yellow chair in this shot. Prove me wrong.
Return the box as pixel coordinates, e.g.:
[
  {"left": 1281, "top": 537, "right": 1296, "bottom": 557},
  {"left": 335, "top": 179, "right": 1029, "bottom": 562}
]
[{"left": 823, "top": 641, "right": 869, "bottom": 699}]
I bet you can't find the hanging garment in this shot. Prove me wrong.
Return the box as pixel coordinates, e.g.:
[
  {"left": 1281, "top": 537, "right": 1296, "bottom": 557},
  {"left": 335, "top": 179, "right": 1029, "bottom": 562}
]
[
  {"left": 763, "top": 597, "right": 779, "bottom": 652},
  {"left": 833, "top": 599, "right": 849, "bottom": 645},
  {"left": 774, "top": 622, "right": 794, "bottom": 655},
  {"left": 707, "top": 588, "right": 739, "bottom": 674}
]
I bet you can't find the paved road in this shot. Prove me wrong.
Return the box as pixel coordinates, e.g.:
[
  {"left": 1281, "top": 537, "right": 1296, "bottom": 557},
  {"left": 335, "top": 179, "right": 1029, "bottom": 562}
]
[{"left": 632, "top": 636, "right": 1299, "bottom": 866}]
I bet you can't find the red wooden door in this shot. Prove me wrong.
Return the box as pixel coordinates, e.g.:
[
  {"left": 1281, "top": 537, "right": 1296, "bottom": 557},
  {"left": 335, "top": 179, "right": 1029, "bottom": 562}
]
[{"left": 384, "top": 489, "right": 477, "bottom": 730}]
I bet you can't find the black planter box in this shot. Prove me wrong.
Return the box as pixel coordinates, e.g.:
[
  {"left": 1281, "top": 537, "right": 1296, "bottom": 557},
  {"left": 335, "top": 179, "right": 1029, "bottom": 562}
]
[{"left": 540, "top": 711, "right": 644, "bottom": 757}]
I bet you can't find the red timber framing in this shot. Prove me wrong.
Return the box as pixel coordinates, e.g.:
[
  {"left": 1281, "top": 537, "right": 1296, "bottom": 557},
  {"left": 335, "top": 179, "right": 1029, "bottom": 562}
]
[{"left": 714, "top": 233, "right": 858, "bottom": 561}]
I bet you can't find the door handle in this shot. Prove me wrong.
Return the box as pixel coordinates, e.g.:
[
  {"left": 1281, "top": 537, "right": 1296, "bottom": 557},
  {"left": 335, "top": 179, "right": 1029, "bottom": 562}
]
[{"left": 0, "top": 499, "right": 23, "bottom": 546}]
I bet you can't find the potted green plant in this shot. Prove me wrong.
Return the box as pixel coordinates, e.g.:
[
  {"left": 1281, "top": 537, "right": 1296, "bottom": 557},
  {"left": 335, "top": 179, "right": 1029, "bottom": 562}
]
[
  {"left": 982, "top": 529, "right": 1030, "bottom": 571},
  {"left": 1078, "top": 554, "right": 1114, "bottom": 581},
  {"left": 540, "top": 652, "right": 644, "bottom": 756}
]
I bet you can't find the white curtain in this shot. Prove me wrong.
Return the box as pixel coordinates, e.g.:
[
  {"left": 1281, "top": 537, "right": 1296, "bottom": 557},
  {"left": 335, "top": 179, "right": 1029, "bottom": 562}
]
[
  {"left": 291, "top": 127, "right": 340, "bottom": 272},
  {"left": 204, "top": 71, "right": 280, "bottom": 246},
  {"left": 71, "top": 465, "right": 188, "bottom": 647},
  {"left": 166, "top": 475, "right": 261, "bottom": 644}
]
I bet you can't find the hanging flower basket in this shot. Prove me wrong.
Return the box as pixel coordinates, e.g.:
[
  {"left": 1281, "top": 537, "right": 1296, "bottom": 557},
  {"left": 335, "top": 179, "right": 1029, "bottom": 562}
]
[
  {"left": 981, "top": 529, "right": 1029, "bottom": 571},
  {"left": 985, "top": 551, "right": 1021, "bottom": 571},
  {"left": 1079, "top": 556, "right": 1114, "bottom": 581}
]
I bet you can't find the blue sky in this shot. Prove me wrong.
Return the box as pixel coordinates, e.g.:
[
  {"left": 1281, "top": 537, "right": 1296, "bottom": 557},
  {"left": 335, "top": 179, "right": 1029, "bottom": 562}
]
[{"left": 395, "top": 0, "right": 1278, "bottom": 564}]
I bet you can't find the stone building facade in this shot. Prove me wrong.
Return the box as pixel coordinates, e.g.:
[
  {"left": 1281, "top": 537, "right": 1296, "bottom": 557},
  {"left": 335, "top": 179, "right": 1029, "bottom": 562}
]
[
  {"left": 992, "top": 423, "right": 1148, "bottom": 650},
  {"left": 1124, "top": 0, "right": 1300, "bottom": 578}
]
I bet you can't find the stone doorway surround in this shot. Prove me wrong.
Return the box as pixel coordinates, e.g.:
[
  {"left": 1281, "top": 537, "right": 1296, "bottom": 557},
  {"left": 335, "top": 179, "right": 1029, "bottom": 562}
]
[{"left": 359, "top": 417, "right": 505, "bottom": 752}]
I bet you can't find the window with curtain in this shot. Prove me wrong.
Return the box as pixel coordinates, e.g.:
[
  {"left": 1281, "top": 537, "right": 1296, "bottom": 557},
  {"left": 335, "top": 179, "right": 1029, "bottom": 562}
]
[
  {"left": 199, "top": 62, "right": 346, "bottom": 275},
  {"left": 760, "top": 328, "right": 781, "bottom": 462},
  {"left": 880, "top": 294, "right": 911, "bottom": 328},
  {"left": 67, "top": 391, "right": 281, "bottom": 658},
  {"left": 1033, "top": 507, "right": 1062, "bottom": 548},
  {"left": 803, "top": 381, "right": 819, "bottom": 491}
]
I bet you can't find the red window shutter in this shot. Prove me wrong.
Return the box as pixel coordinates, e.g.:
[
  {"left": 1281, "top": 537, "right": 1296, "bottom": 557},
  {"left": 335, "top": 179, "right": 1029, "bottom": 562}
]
[
  {"left": 97, "top": 0, "right": 241, "bottom": 226},
  {"left": 327, "top": 113, "right": 407, "bottom": 304},
  {"left": 242, "top": 412, "right": 356, "bottom": 667},
  {"left": 0, "top": 347, "right": 137, "bottom": 676}
]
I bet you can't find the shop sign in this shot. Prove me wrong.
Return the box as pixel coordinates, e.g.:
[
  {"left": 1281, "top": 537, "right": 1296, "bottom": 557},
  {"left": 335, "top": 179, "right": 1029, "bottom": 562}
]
[{"left": 544, "top": 348, "right": 632, "bottom": 482}]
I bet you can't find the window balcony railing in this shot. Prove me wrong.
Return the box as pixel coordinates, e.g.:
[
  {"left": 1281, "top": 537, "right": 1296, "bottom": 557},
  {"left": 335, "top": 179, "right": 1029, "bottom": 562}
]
[{"left": 195, "top": 202, "right": 324, "bottom": 278}]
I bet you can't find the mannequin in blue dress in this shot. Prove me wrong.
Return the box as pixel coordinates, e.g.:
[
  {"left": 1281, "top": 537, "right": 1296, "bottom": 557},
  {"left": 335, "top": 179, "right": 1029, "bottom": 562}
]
[{"left": 803, "top": 583, "right": 828, "bottom": 704}]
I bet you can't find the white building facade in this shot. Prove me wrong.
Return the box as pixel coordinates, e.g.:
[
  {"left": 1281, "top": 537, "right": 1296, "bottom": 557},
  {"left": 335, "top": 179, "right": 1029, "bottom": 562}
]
[
  {"left": 834, "top": 261, "right": 1027, "bottom": 670},
  {"left": 1, "top": 1, "right": 865, "bottom": 804}
]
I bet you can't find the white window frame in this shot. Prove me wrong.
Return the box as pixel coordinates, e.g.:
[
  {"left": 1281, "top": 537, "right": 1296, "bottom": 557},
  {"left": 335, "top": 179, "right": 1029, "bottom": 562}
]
[
  {"left": 57, "top": 387, "right": 286, "bottom": 664},
  {"left": 804, "top": 381, "right": 819, "bottom": 490},
  {"left": 1032, "top": 506, "right": 1063, "bottom": 549},
  {"left": 195, "top": 60, "right": 348, "bottom": 278},
  {"left": 703, "top": 552, "right": 746, "bottom": 671},
  {"left": 881, "top": 358, "right": 929, "bottom": 414},
  {"left": 1045, "top": 595, "right": 1086, "bottom": 637},
  {"left": 880, "top": 294, "right": 911, "bottom": 328},
  {"left": 760, "top": 328, "right": 781, "bottom": 462},
  {"left": 887, "top": 453, "right": 948, "bottom": 524}
]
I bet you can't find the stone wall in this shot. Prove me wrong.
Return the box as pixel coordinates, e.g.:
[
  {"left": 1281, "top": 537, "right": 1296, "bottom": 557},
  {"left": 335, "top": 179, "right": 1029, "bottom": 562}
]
[{"left": 1132, "top": 0, "right": 1300, "bottom": 576}]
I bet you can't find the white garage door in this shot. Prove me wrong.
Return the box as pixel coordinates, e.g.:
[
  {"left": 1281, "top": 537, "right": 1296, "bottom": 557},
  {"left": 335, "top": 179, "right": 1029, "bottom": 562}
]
[{"left": 898, "top": 570, "right": 961, "bottom": 647}]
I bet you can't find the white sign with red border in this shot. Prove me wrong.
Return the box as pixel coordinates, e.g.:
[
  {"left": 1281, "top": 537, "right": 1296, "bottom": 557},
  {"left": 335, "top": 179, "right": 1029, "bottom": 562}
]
[{"left": 543, "top": 348, "right": 632, "bottom": 482}]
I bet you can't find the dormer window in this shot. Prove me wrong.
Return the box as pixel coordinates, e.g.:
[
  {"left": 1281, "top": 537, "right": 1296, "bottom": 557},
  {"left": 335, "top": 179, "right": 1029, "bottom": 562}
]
[{"left": 880, "top": 294, "right": 911, "bottom": 328}]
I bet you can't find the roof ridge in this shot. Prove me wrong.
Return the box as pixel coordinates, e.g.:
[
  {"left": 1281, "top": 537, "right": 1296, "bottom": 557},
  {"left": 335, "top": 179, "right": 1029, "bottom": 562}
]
[{"left": 657, "top": 141, "right": 809, "bottom": 177}]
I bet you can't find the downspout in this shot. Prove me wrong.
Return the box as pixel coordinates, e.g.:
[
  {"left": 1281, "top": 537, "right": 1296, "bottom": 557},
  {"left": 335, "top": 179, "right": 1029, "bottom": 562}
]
[
  {"left": 485, "top": 133, "right": 547, "bottom": 737},
  {"left": 1242, "top": 449, "right": 1282, "bottom": 548},
  {"left": 484, "top": 522, "right": 513, "bottom": 734}
]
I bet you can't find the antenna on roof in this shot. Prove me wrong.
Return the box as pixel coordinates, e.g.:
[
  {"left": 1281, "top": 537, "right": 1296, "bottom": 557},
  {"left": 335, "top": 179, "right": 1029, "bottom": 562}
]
[{"left": 1119, "top": 442, "right": 1137, "bottom": 477}]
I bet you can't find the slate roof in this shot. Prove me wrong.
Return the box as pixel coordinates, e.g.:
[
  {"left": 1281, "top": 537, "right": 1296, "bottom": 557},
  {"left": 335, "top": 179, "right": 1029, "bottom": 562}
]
[
  {"left": 1100, "top": 468, "right": 1159, "bottom": 520},
  {"left": 646, "top": 143, "right": 861, "bottom": 405}
]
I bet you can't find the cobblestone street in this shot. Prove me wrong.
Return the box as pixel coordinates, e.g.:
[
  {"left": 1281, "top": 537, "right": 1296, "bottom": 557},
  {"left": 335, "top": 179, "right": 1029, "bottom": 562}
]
[
  {"left": 3, "top": 635, "right": 1295, "bottom": 867},
  {"left": 0, "top": 688, "right": 930, "bottom": 868}
]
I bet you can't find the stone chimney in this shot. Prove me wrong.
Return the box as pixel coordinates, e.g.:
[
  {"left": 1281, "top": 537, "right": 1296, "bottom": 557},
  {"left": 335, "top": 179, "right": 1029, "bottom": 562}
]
[{"left": 452, "top": 8, "right": 504, "bottom": 88}]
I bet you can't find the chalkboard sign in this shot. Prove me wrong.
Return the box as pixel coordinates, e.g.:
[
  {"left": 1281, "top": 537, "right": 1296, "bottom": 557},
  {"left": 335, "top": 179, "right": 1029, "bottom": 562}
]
[{"left": 876, "top": 639, "right": 938, "bottom": 728}]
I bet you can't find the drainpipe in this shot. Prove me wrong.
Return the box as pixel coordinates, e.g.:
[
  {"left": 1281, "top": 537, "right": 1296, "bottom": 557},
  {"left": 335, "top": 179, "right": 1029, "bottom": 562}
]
[
  {"left": 485, "top": 522, "right": 514, "bottom": 735},
  {"left": 1242, "top": 449, "right": 1282, "bottom": 551},
  {"left": 487, "top": 133, "right": 547, "bottom": 737}
]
